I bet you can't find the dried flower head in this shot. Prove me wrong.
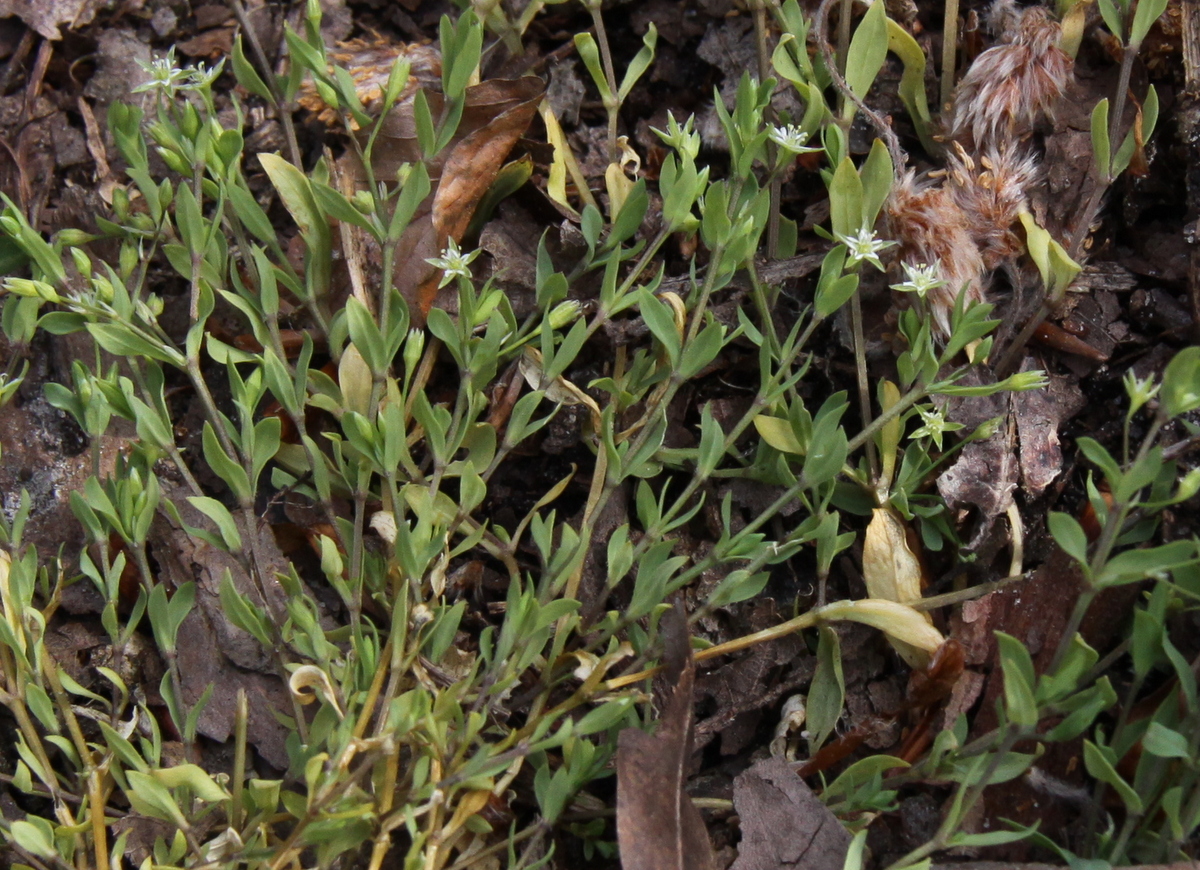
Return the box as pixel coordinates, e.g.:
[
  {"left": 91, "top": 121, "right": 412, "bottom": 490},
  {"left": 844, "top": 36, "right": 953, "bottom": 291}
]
[
  {"left": 886, "top": 171, "right": 986, "bottom": 338},
  {"left": 948, "top": 144, "right": 1041, "bottom": 268},
  {"left": 948, "top": 5, "right": 1072, "bottom": 149}
]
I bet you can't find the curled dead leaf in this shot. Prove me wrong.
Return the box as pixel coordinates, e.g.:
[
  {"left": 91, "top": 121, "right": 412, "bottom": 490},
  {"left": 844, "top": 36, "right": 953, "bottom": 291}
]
[
  {"left": 519, "top": 347, "right": 602, "bottom": 427},
  {"left": 289, "top": 665, "right": 344, "bottom": 718},
  {"left": 818, "top": 599, "right": 944, "bottom": 670}
]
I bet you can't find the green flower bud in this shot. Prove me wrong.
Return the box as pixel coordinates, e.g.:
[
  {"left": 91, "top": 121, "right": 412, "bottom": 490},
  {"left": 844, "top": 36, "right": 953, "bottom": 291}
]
[
  {"left": 69, "top": 247, "right": 91, "bottom": 278},
  {"left": 548, "top": 299, "right": 583, "bottom": 330},
  {"left": 402, "top": 328, "right": 425, "bottom": 380},
  {"left": 92, "top": 277, "right": 114, "bottom": 305}
]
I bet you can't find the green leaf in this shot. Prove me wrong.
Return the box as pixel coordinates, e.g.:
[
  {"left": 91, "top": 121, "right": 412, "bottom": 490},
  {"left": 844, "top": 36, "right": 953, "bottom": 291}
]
[
  {"left": 696, "top": 403, "right": 725, "bottom": 477},
  {"left": 1083, "top": 740, "right": 1143, "bottom": 813},
  {"left": 126, "top": 771, "right": 188, "bottom": 826},
  {"left": 1129, "top": 0, "right": 1169, "bottom": 45},
  {"left": 1141, "top": 721, "right": 1189, "bottom": 759},
  {"left": 755, "top": 415, "right": 804, "bottom": 455},
  {"left": 219, "top": 569, "right": 273, "bottom": 649},
  {"left": 442, "top": 12, "right": 482, "bottom": 99},
  {"left": 678, "top": 321, "right": 725, "bottom": 380},
  {"left": 815, "top": 273, "right": 859, "bottom": 319},
  {"left": 609, "top": 178, "right": 648, "bottom": 245},
  {"left": 859, "top": 139, "right": 893, "bottom": 226},
  {"left": 828, "top": 157, "right": 864, "bottom": 240},
  {"left": 638, "top": 289, "right": 681, "bottom": 367},
  {"left": 153, "top": 763, "right": 231, "bottom": 802},
  {"left": 843, "top": 0, "right": 888, "bottom": 114},
  {"left": 1048, "top": 512, "right": 1089, "bottom": 567},
  {"left": 232, "top": 35, "right": 272, "bottom": 100},
  {"left": 996, "top": 631, "right": 1038, "bottom": 727},
  {"left": 947, "top": 828, "right": 1035, "bottom": 848},
  {"left": 575, "top": 698, "right": 634, "bottom": 735},
  {"left": 311, "top": 180, "right": 375, "bottom": 234},
  {"left": 345, "top": 296, "right": 388, "bottom": 376},
  {"left": 618, "top": 24, "right": 657, "bottom": 102},
  {"left": 807, "top": 625, "right": 845, "bottom": 752},
  {"left": 1162, "top": 345, "right": 1200, "bottom": 418},
  {"left": 259, "top": 153, "right": 330, "bottom": 249},
  {"left": 87, "top": 323, "right": 184, "bottom": 367},
  {"left": 1043, "top": 679, "right": 1117, "bottom": 741},
  {"left": 886, "top": 20, "right": 934, "bottom": 152},
  {"left": 202, "top": 423, "right": 251, "bottom": 502},
  {"left": 8, "top": 819, "right": 57, "bottom": 859},
  {"left": 573, "top": 33, "right": 613, "bottom": 103},
  {"left": 1097, "top": 0, "right": 1124, "bottom": 41},
  {"left": 1096, "top": 540, "right": 1199, "bottom": 587}
]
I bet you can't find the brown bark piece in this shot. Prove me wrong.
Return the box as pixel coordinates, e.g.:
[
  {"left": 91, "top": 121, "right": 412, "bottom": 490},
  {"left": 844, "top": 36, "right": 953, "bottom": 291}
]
[
  {"left": 1013, "top": 369, "right": 1084, "bottom": 497},
  {"left": 0, "top": 0, "right": 109, "bottom": 40}
]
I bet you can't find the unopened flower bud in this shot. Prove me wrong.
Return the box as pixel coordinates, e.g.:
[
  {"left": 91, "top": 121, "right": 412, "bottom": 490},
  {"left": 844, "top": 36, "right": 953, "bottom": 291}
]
[
  {"left": 402, "top": 328, "right": 425, "bottom": 379},
  {"left": 548, "top": 299, "right": 582, "bottom": 330}
]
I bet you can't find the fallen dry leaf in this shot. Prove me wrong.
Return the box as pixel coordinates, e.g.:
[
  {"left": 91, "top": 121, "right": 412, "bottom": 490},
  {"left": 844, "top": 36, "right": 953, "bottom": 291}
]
[
  {"left": 617, "top": 601, "right": 717, "bottom": 870},
  {"left": 937, "top": 372, "right": 1018, "bottom": 517},
  {"left": 389, "top": 77, "right": 544, "bottom": 320},
  {"left": 300, "top": 40, "right": 542, "bottom": 321},
  {"left": 729, "top": 756, "right": 852, "bottom": 870},
  {"left": 0, "top": 0, "right": 109, "bottom": 40}
]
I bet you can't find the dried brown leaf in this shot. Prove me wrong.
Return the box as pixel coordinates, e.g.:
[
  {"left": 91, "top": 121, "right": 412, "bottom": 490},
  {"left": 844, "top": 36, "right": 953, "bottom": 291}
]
[
  {"left": 373, "top": 76, "right": 543, "bottom": 321},
  {"left": 0, "top": 0, "right": 109, "bottom": 40},
  {"left": 151, "top": 488, "right": 299, "bottom": 768},
  {"left": 617, "top": 602, "right": 717, "bottom": 870},
  {"left": 729, "top": 756, "right": 852, "bottom": 870},
  {"left": 1013, "top": 368, "right": 1084, "bottom": 497}
]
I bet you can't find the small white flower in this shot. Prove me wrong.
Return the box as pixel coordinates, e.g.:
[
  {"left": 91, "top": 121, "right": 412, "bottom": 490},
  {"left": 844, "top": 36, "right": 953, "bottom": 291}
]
[
  {"left": 768, "top": 124, "right": 821, "bottom": 155},
  {"left": 134, "top": 47, "right": 224, "bottom": 96},
  {"left": 837, "top": 227, "right": 896, "bottom": 271},
  {"left": 910, "top": 406, "right": 962, "bottom": 450},
  {"left": 425, "top": 239, "right": 480, "bottom": 288},
  {"left": 891, "top": 262, "right": 946, "bottom": 299}
]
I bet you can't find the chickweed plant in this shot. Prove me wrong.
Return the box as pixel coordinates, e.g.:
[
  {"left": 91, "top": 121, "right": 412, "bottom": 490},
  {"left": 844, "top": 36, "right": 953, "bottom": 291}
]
[{"left": 0, "top": 0, "right": 1194, "bottom": 868}]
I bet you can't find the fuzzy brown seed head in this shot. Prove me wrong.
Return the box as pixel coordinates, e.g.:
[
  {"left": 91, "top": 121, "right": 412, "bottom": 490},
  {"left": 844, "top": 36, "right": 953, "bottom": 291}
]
[
  {"left": 887, "top": 171, "right": 987, "bottom": 338},
  {"left": 948, "top": 144, "right": 1040, "bottom": 269},
  {"left": 948, "top": 6, "right": 1072, "bottom": 150}
]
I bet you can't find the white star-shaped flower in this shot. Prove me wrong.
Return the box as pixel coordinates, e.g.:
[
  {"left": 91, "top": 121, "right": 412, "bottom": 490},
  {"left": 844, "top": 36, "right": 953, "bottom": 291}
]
[
  {"left": 426, "top": 239, "right": 481, "bottom": 288},
  {"left": 836, "top": 227, "right": 895, "bottom": 271}
]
